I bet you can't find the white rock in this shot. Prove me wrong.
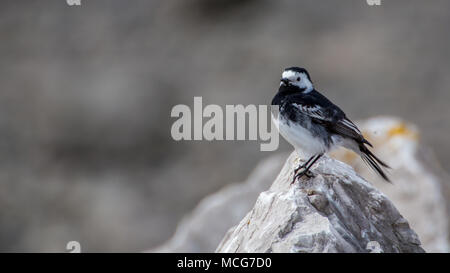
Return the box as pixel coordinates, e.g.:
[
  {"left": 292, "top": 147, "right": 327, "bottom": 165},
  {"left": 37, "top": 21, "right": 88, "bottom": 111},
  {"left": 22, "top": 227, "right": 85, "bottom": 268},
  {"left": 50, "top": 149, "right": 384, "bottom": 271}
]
[
  {"left": 330, "top": 116, "right": 449, "bottom": 252},
  {"left": 216, "top": 152, "right": 425, "bottom": 253}
]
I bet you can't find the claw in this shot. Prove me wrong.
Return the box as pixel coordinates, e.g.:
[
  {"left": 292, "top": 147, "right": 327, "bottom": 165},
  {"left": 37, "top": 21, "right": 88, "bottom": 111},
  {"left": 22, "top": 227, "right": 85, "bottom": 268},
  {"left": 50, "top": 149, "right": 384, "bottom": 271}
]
[
  {"left": 291, "top": 154, "right": 323, "bottom": 185},
  {"left": 290, "top": 177, "right": 297, "bottom": 185},
  {"left": 291, "top": 170, "right": 315, "bottom": 185}
]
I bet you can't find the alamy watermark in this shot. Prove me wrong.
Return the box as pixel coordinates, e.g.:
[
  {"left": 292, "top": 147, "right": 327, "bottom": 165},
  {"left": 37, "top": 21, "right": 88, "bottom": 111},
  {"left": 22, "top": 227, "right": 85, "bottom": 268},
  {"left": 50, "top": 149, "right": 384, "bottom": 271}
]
[
  {"left": 366, "top": 0, "right": 381, "bottom": 6},
  {"left": 66, "top": 241, "right": 81, "bottom": 253},
  {"left": 170, "top": 97, "right": 279, "bottom": 151},
  {"left": 65, "top": 0, "right": 380, "bottom": 7},
  {"left": 66, "top": 0, "right": 81, "bottom": 6}
]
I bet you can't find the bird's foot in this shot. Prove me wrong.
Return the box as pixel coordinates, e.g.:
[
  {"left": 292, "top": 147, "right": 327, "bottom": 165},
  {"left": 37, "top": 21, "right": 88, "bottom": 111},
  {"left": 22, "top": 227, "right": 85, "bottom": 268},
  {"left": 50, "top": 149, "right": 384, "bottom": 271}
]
[{"left": 291, "top": 169, "right": 315, "bottom": 184}]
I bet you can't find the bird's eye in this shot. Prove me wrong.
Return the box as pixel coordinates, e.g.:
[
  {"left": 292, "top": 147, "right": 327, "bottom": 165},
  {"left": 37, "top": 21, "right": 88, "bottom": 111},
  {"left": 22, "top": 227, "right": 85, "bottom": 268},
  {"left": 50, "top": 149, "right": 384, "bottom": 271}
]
[{"left": 297, "top": 77, "right": 301, "bottom": 81}]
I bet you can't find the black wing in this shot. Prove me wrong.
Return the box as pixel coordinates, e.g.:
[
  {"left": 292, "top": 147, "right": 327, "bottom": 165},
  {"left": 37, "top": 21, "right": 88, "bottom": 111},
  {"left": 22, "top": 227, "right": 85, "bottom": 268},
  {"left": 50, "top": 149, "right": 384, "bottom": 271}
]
[
  {"left": 288, "top": 90, "right": 390, "bottom": 181},
  {"left": 288, "top": 91, "right": 370, "bottom": 146}
]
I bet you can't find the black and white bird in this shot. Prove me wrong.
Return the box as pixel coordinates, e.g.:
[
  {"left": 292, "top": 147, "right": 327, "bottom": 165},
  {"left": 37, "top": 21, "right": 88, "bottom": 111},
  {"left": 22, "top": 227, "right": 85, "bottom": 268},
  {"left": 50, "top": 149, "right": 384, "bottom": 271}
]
[{"left": 271, "top": 67, "right": 390, "bottom": 183}]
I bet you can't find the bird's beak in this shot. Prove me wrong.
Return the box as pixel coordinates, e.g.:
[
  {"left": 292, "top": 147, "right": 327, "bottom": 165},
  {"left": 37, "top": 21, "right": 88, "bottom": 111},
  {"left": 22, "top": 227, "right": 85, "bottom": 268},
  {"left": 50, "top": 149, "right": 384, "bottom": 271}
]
[{"left": 280, "top": 78, "right": 289, "bottom": 86}]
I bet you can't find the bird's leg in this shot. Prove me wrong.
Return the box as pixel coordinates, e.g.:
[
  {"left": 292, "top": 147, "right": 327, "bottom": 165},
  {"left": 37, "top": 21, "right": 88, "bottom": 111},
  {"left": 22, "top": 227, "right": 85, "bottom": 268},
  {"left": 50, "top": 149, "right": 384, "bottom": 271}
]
[
  {"left": 294, "top": 155, "right": 316, "bottom": 175},
  {"left": 297, "top": 153, "right": 323, "bottom": 178},
  {"left": 291, "top": 154, "right": 317, "bottom": 184},
  {"left": 292, "top": 153, "right": 324, "bottom": 183}
]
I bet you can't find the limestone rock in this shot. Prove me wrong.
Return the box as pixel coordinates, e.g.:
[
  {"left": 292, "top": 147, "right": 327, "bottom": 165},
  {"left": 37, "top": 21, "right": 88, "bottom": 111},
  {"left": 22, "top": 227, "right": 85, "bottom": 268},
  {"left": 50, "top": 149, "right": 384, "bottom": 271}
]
[{"left": 216, "top": 152, "right": 425, "bottom": 253}]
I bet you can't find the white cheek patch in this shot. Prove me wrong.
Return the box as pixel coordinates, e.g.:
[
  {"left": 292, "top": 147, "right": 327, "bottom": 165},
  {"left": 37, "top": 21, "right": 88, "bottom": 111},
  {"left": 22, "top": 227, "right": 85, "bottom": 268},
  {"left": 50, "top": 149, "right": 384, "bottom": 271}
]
[{"left": 298, "top": 74, "right": 313, "bottom": 93}]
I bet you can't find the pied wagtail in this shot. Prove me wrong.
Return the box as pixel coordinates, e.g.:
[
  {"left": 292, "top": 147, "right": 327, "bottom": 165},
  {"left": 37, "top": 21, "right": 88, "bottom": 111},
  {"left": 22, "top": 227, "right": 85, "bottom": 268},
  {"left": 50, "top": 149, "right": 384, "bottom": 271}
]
[{"left": 271, "top": 67, "right": 390, "bottom": 183}]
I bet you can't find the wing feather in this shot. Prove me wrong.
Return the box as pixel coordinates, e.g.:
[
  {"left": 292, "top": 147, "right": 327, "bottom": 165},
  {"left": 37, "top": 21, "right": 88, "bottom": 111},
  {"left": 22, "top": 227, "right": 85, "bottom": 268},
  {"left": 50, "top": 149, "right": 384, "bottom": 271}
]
[{"left": 291, "top": 103, "right": 370, "bottom": 145}]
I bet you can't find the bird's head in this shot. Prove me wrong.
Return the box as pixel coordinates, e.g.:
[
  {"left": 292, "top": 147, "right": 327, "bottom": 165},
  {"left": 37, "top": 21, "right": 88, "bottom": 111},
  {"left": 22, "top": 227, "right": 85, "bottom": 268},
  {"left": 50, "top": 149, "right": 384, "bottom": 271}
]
[{"left": 280, "top": 67, "right": 313, "bottom": 93}]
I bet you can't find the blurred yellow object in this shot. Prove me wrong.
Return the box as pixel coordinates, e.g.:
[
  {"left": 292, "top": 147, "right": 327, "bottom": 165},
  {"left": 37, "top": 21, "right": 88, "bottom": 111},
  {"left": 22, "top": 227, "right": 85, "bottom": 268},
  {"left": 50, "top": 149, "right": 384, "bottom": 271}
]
[
  {"left": 387, "top": 123, "right": 419, "bottom": 140},
  {"left": 341, "top": 150, "right": 357, "bottom": 163}
]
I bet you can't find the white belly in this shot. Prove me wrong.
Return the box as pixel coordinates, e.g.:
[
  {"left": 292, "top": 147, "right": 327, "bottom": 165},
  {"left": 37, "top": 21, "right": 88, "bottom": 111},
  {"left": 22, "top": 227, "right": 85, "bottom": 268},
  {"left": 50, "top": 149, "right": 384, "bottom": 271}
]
[{"left": 272, "top": 115, "right": 327, "bottom": 158}]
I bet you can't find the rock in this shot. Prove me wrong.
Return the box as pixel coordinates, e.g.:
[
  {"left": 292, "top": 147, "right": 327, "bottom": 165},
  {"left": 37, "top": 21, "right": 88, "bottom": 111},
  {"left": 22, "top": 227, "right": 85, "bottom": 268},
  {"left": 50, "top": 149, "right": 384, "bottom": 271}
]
[
  {"left": 149, "top": 153, "right": 288, "bottom": 252},
  {"left": 330, "top": 116, "right": 449, "bottom": 252},
  {"left": 150, "top": 116, "right": 447, "bottom": 253},
  {"left": 216, "top": 152, "right": 425, "bottom": 253}
]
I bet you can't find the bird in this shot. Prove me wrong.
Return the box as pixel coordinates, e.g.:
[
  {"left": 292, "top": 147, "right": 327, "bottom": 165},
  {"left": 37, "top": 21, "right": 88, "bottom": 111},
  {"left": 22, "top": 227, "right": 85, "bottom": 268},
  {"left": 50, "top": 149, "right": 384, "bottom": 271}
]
[{"left": 271, "top": 67, "right": 390, "bottom": 183}]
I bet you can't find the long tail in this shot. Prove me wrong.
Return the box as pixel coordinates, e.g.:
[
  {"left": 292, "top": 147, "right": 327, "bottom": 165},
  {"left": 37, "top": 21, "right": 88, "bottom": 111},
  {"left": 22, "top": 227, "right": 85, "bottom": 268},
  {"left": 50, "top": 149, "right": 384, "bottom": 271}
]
[{"left": 359, "top": 144, "right": 391, "bottom": 183}]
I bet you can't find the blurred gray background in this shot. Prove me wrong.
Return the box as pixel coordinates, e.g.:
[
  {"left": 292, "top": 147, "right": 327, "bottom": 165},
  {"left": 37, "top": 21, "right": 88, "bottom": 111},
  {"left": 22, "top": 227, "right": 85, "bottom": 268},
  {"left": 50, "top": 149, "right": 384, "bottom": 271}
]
[{"left": 1, "top": 0, "right": 449, "bottom": 252}]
